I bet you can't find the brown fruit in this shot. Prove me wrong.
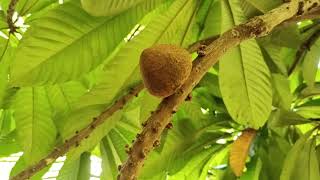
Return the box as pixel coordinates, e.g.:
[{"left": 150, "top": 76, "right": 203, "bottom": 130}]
[{"left": 140, "top": 44, "right": 192, "bottom": 97}]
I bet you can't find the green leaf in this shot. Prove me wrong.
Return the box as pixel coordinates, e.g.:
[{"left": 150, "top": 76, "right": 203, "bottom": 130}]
[
  {"left": 45, "top": 81, "right": 87, "bottom": 132},
  {"left": 269, "top": 109, "right": 311, "bottom": 127},
  {"left": 10, "top": 0, "right": 164, "bottom": 86},
  {"left": 74, "top": 0, "right": 200, "bottom": 108},
  {"left": 99, "top": 105, "right": 140, "bottom": 180},
  {"left": 198, "top": 0, "right": 221, "bottom": 40},
  {"left": 0, "top": 10, "right": 6, "bottom": 29},
  {"left": 57, "top": 152, "right": 91, "bottom": 180},
  {"left": 198, "top": 73, "right": 221, "bottom": 97},
  {"left": 259, "top": 133, "right": 291, "bottom": 180},
  {"left": 0, "top": 109, "right": 15, "bottom": 136},
  {"left": 11, "top": 87, "right": 57, "bottom": 164},
  {"left": 295, "top": 106, "right": 320, "bottom": 119},
  {"left": 140, "top": 117, "right": 229, "bottom": 179},
  {"left": 264, "top": 24, "right": 304, "bottom": 49},
  {"left": 302, "top": 38, "right": 320, "bottom": 87},
  {"left": 16, "top": 0, "right": 56, "bottom": 16},
  {"left": 219, "top": 0, "right": 272, "bottom": 128},
  {"left": 0, "top": 38, "right": 13, "bottom": 108},
  {"left": 259, "top": 42, "right": 294, "bottom": 75},
  {"left": 271, "top": 74, "right": 293, "bottom": 110},
  {"left": 0, "top": 131, "right": 20, "bottom": 157},
  {"left": 245, "top": 0, "right": 282, "bottom": 13},
  {"left": 81, "top": 0, "right": 145, "bottom": 17},
  {"left": 280, "top": 129, "right": 315, "bottom": 180},
  {"left": 240, "top": 157, "right": 262, "bottom": 180}
]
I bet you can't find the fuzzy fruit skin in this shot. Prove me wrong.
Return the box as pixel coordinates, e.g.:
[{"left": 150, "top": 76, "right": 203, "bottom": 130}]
[{"left": 140, "top": 44, "right": 192, "bottom": 98}]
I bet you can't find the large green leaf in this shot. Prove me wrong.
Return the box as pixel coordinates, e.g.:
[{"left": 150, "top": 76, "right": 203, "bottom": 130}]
[
  {"left": 57, "top": 152, "right": 91, "bottom": 180},
  {"left": 81, "top": 0, "right": 145, "bottom": 17},
  {"left": 302, "top": 38, "right": 320, "bottom": 87},
  {"left": 10, "top": 0, "right": 164, "bottom": 86},
  {"left": 74, "top": 0, "right": 200, "bottom": 108},
  {"left": 219, "top": 0, "right": 272, "bottom": 128},
  {"left": 11, "top": 87, "right": 57, "bottom": 164}
]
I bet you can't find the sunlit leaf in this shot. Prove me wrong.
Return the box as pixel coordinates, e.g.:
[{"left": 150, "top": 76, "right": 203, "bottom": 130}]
[
  {"left": 11, "top": 87, "right": 56, "bottom": 164},
  {"left": 219, "top": 0, "right": 272, "bottom": 128}
]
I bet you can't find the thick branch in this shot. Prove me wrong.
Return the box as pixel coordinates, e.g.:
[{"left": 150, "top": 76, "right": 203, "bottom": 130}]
[
  {"left": 6, "top": 0, "right": 19, "bottom": 34},
  {"left": 119, "top": 1, "right": 320, "bottom": 179},
  {"left": 11, "top": 83, "right": 144, "bottom": 180}
]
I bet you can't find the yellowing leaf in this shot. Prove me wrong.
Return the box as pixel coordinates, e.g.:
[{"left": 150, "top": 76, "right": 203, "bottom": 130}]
[{"left": 229, "top": 128, "right": 257, "bottom": 177}]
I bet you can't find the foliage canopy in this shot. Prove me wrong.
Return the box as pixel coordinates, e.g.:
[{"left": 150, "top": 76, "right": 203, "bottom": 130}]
[{"left": 0, "top": 0, "right": 320, "bottom": 179}]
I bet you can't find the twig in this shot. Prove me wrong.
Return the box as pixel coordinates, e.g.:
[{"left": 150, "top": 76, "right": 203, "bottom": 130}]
[
  {"left": 6, "top": 0, "right": 19, "bottom": 34},
  {"left": 118, "top": 1, "right": 320, "bottom": 179},
  {"left": 10, "top": 83, "right": 144, "bottom": 180},
  {"left": 288, "top": 29, "right": 320, "bottom": 76}
]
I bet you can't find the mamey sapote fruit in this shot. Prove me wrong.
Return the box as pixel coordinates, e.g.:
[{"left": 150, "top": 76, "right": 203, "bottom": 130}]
[{"left": 140, "top": 44, "right": 192, "bottom": 97}]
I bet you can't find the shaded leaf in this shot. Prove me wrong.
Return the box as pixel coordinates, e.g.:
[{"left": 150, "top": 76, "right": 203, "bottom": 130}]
[{"left": 280, "top": 129, "right": 315, "bottom": 180}]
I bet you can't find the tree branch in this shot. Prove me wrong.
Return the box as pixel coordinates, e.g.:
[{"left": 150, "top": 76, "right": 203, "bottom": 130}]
[
  {"left": 6, "top": 0, "right": 19, "bottom": 34},
  {"left": 10, "top": 83, "right": 144, "bottom": 180},
  {"left": 118, "top": 1, "right": 320, "bottom": 179}
]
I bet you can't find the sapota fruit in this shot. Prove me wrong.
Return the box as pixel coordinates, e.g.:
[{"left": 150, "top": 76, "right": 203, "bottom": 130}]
[{"left": 140, "top": 44, "right": 192, "bottom": 97}]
